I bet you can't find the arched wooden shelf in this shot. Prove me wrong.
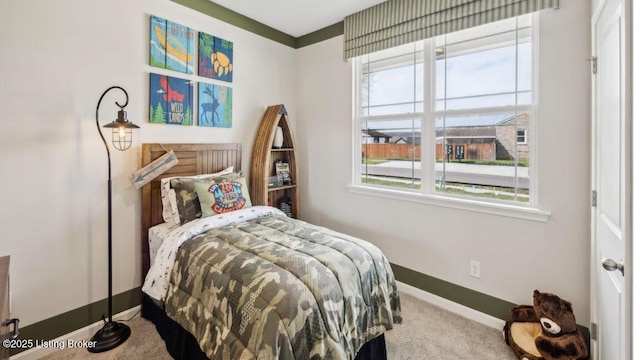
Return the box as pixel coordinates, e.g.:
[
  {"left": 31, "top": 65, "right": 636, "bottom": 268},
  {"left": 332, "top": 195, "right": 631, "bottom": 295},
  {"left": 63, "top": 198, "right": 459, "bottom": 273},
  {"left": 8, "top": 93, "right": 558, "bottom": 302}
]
[{"left": 250, "top": 104, "right": 298, "bottom": 218}]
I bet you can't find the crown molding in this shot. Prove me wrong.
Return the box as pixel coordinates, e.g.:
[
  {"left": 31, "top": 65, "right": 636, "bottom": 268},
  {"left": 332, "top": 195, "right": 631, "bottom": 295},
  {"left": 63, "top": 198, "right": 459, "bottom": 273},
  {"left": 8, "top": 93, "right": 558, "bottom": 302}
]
[{"left": 170, "top": 0, "right": 344, "bottom": 49}]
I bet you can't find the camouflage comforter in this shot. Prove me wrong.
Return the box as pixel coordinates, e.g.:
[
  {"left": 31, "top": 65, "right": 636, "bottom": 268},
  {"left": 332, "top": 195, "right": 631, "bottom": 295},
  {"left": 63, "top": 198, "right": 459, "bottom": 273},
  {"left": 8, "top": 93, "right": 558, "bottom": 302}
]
[{"left": 165, "top": 214, "right": 402, "bottom": 360}]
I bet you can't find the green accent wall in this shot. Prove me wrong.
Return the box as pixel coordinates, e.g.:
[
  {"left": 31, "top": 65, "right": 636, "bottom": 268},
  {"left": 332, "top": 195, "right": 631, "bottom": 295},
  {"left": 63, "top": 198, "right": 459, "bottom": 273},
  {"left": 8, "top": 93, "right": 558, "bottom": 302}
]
[
  {"left": 391, "top": 263, "right": 590, "bottom": 347},
  {"left": 9, "top": 287, "right": 141, "bottom": 356},
  {"left": 169, "top": 0, "right": 344, "bottom": 49},
  {"left": 391, "top": 263, "right": 516, "bottom": 320},
  {"left": 296, "top": 22, "right": 344, "bottom": 48}
]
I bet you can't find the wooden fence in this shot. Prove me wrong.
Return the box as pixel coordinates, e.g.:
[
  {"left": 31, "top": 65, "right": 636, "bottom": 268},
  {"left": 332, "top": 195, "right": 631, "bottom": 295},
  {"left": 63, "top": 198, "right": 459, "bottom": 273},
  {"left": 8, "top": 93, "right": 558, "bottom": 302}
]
[
  {"left": 362, "top": 143, "right": 496, "bottom": 161},
  {"left": 362, "top": 144, "right": 419, "bottom": 159}
]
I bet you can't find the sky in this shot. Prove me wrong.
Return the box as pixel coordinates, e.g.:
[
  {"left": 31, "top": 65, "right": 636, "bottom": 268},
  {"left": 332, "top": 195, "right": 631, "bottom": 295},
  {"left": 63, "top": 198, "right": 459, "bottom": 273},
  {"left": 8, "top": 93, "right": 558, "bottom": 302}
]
[{"left": 361, "top": 39, "right": 532, "bottom": 133}]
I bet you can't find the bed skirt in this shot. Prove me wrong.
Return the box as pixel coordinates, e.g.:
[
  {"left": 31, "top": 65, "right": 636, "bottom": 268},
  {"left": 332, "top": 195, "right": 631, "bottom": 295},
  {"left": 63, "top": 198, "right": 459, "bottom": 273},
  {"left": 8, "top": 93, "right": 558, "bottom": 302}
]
[{"left": 142, "top": 294, "right": 388, "bottom": 360}]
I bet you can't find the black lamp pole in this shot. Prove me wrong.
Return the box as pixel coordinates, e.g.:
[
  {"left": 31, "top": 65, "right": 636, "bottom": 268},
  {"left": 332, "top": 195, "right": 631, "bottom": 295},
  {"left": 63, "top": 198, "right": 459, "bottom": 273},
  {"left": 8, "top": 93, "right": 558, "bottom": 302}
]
[{"left": 89, "top": 86, "right": 138, "bottom": 353}]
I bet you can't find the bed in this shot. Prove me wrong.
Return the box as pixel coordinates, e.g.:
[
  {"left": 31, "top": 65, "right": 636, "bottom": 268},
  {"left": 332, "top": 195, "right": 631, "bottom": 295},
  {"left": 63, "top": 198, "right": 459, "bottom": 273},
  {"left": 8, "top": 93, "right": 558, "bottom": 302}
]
[{"left": 140, "top": 143, "right": 402, "bottom": 360}]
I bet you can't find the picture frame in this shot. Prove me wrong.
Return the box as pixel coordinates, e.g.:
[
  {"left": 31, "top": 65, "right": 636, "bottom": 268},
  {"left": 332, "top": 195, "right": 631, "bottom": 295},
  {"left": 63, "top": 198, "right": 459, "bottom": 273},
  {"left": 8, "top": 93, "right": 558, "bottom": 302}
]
[
  {"left": 274, "top": 161, "right": 291, "bottom": 185},
  {"left": 198, "top": 32, "right": 234, "bottom": 82},
  {"left": 267, "top": 175, "right": 283, "bottom": 188},
  {"left": 149, "top": 73, "right": 194, "bottom": 126},
  {"left": 149, "top": 15, "right": 195, "bottom": 74},
  {"left": 197, "top": 82, "right": 232, "bottom": 127}
]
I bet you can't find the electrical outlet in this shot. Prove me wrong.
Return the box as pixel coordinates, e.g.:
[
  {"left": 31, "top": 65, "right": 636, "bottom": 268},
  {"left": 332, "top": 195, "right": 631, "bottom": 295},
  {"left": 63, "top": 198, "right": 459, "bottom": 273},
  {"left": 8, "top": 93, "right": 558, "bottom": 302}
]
[{"left": 470, "top": 260, "right": 480, "bottom": 278}]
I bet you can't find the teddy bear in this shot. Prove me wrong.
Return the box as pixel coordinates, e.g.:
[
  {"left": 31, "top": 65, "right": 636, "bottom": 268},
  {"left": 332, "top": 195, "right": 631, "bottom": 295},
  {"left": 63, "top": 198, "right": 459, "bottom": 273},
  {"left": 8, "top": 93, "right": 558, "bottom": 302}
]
[{"left": 503, "top": 290, "right": 588, "bottom": 360}]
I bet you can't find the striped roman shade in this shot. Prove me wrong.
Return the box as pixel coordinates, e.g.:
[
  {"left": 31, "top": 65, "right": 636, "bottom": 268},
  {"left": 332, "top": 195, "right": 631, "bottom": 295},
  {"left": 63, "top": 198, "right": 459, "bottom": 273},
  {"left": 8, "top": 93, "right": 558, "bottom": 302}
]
[{"left": 344, "top": 0, "right": 559, "bottom": 60}]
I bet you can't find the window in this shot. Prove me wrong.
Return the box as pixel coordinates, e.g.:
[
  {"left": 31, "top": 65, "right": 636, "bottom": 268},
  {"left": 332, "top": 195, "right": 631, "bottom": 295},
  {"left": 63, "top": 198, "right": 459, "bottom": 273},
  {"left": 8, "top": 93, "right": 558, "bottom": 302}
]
[
  {"left": 354, "top": 15, "right": 535, "bottom": 207},
  {"left": 517, "top": 129, "right": 528, "bottom": 144}
]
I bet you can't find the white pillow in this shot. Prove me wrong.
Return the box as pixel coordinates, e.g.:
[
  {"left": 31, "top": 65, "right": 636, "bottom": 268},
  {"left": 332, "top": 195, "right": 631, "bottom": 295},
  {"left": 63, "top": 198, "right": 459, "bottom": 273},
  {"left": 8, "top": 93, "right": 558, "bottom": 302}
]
[
  {"left": 160, "top": 184, "right": 181, "bottom": 226},
  {"left": 160, "top": 166, "right": 234, "bottom": 226}
]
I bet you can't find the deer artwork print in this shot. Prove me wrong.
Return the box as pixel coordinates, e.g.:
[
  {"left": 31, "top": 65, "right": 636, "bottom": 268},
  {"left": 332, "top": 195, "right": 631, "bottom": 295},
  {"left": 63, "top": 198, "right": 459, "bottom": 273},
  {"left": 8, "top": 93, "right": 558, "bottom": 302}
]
[{"left": 199, "top": 84, "right": 220, "bottom": 126}]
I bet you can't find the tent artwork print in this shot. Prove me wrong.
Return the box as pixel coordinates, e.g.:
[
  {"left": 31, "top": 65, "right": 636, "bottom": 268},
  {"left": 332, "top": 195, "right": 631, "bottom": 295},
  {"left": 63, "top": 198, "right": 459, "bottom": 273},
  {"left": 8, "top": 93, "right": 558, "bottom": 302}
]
[
  {"left": 149, "top": 15, "right": 195, "bottom": 74},
  {"left": 149, "top": 73, "right": 194, "bottom": 126},
  {"left": 198, "top": 82, "right": 232, "bottom": 128},
  {"left": 198, "top": 32, "right": 233, "bottom": 82}
]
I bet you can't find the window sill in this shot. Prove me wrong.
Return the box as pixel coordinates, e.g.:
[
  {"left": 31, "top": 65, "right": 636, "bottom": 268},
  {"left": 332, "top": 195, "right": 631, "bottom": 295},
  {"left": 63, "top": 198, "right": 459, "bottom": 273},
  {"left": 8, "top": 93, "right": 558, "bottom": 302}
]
[{"left": 346, "top": 185, "right": 550, "bottom": 222}]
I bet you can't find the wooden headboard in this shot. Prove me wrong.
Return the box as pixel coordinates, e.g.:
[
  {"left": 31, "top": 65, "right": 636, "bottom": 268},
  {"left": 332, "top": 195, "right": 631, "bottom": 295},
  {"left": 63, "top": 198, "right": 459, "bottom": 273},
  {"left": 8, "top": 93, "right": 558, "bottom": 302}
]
[{"left": 140, "top": 143, "right": 242, "bottom": 278}]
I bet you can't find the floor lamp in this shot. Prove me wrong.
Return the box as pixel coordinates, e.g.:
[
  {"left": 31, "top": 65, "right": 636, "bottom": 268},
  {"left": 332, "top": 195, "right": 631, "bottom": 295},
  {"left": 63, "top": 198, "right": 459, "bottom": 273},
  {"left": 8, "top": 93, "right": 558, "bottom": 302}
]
[{"left": 88, "top": 86, "right": 139, "bottom": 353}]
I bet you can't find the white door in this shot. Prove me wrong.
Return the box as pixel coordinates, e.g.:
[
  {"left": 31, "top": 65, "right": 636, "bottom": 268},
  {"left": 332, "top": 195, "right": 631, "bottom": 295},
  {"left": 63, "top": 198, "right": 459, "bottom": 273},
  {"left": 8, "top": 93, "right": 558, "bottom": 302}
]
[{"left": 591, "top": 0, "right": 631, "bottom": 359}]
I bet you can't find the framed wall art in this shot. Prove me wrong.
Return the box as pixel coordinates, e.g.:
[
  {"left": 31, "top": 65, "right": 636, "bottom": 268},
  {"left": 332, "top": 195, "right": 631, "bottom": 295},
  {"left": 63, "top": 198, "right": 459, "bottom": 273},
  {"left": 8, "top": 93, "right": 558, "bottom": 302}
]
[
  {"left": 198, "top": 32, "right": 234, "bottom": 82},
  {"left": 197, "top": 82, "right": 232, "bottom": 128},
  {"left": 149, "top": 15, "right": 196, "bottom": 74},
  {"left": 149, "top": 73, "right": 194, "bottom": 126}
]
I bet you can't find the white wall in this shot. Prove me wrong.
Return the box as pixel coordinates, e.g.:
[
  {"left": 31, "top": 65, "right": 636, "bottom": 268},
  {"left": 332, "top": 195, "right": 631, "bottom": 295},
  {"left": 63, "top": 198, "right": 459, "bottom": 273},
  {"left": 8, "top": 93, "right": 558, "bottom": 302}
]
[
  {"left": 0, "top": 0, "right": 295, "bottom": 327},
  {"left": 295, "top": 2, "right": 592, "bottom": 324}
]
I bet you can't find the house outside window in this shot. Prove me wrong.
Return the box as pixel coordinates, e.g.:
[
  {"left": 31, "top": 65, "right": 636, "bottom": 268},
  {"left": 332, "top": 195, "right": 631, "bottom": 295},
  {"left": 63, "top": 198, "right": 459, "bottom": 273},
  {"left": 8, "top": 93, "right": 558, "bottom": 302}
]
[{"left": 354, "top": 15, "right": 535, "bottom": 207}]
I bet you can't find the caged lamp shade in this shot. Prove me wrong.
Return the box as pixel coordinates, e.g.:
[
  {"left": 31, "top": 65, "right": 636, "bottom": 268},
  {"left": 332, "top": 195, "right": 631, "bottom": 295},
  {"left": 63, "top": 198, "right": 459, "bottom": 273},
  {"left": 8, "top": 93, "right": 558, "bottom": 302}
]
[{"left": 102, "top": 109, "right": 139, "bottom": 151}]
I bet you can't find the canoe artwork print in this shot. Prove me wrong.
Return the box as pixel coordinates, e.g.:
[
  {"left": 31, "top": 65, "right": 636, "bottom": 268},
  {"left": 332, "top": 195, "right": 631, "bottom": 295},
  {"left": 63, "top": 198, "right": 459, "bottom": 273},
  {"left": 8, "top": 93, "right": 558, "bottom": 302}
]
[{"left": 150, "top": 15, "right": 196, "bottom": 74}]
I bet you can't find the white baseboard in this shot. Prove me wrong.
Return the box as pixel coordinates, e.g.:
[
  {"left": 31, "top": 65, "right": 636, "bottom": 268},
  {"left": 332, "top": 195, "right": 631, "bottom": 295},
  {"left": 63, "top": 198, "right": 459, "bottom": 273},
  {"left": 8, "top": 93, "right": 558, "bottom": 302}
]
[
  {"left": 396, "top": 281, "right": 506, "bottom": 331},
  {"left": 10, "top": 306, "right": 141, "bottom": 360}
]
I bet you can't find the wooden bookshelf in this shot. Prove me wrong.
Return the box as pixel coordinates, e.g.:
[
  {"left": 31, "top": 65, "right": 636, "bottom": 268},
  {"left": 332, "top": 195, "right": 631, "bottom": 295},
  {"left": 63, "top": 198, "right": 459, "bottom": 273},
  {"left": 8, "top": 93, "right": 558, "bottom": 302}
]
[{"left": 250, "top": 105, "right": 298, "bottom": 218}]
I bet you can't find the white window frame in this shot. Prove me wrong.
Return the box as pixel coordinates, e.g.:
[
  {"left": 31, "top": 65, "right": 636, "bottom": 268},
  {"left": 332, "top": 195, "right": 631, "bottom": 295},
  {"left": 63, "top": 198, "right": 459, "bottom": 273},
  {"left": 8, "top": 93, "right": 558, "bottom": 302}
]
[
  {"left": 349, "top": 14, "right": 549, "bottom": 222},
  {"left": 517, "top": 129, "right": 528, "bottom": 144}
]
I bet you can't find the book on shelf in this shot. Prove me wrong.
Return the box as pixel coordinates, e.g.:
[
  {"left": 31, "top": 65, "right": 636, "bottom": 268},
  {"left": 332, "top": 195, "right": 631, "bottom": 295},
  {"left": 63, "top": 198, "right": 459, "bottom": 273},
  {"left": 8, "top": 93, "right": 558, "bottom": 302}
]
[{"left": 278, "top": 196, "right": 293, "bottom": 217}]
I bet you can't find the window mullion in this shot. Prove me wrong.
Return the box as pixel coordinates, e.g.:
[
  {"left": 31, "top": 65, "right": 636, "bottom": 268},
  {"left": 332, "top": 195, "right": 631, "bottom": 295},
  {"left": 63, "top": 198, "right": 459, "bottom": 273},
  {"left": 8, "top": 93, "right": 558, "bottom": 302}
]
[
  {"left": 432, "top": 105, "right": 531, "bottom": 117},
  {"left": 422, "top": 38, "right": 434, "bottom": 196},
  {"left": 528, "top": 12, "right": 540, "bottom": 209},
  {"left": 353, "top": 58, "right": 363, "bottom": 186},
  {"left": 514, "top": 16, "right": 520, "bottom": 202},
  {"left": 361, "top": 113, "right": 425, "bottom": 122}
]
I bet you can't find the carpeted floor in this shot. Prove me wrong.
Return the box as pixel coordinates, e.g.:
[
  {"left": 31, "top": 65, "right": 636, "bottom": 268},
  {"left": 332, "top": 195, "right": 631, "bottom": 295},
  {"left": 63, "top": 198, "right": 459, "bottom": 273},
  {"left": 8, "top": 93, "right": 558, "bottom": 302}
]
[{"left": 39, "top": 292, "right": 517, "bottom": 360}]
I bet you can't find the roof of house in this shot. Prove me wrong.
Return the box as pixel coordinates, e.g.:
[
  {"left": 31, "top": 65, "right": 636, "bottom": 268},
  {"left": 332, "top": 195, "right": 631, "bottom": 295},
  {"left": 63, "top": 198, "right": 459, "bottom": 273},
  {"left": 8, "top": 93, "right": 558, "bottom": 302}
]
[
  {"left": 362, "top": 113, "right": 528, "bottom": 143},
  {"left": 435, "top": 113, "right": 515, "bottom": 128},
  {"left": 436, "top": 126, "right": 496, "bottom": 138},
  {"left": 362, "top": 129, "right": 392, "bottom": 138}
]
